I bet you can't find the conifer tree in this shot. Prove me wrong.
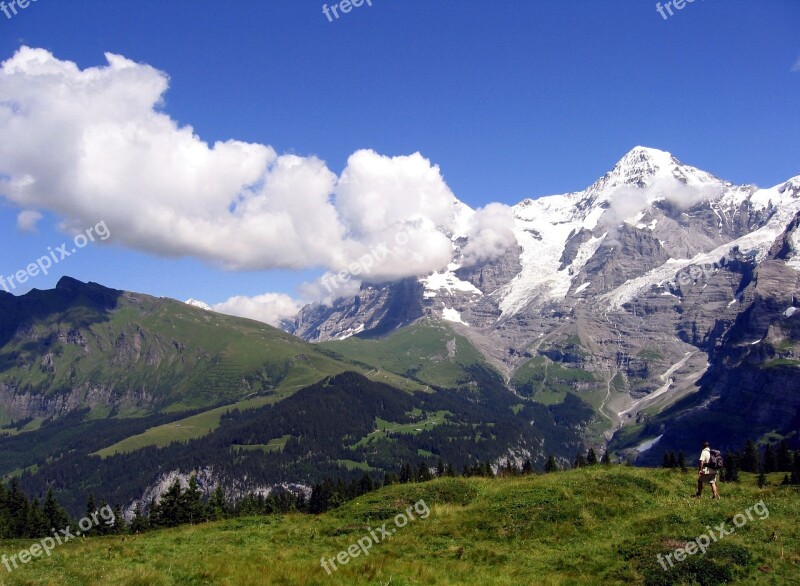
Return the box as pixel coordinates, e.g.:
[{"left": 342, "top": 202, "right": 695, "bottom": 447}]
[
  {"left": 586, "top": 448, "right": 598, "bottom": 465},
  {"left": 179, "top": 477, "right": 205, "bottom": 525},
  {"left": 763, "top": 443, "right": 778, "bottom": 473},
  {"left": 545, "top": 454, "right": 558, "bottom": 473},
  {"left": 358, "top": 473, "right": 374, "bottom": 495},
  {"left": 7, "top": 478, "right": 29, "bottom": 538},
  {"left": 43, "top": 488, "right": 69, "bottom": 532},
  {"left": 776, "top": 440, "right": 793, "bottom": 472},
  {"left": 742, "top": 440, "right": 759, "bottom": 473},
  {"left": 26, "top": 497, "right": 49, "bottom": 538},
  {"left": 112, "top": 504, "right": 125, "bottom": 534},
  {"left": 0, "top": 482, "right": 9, "bottom": 539},
  {"left": 417, "top": 462, "right": 433, "bottom": 482}
]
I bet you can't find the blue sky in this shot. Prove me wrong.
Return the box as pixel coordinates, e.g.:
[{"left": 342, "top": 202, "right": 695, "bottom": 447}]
[{"left": 0, "top": 0, "right": 798, "bottom": 319}]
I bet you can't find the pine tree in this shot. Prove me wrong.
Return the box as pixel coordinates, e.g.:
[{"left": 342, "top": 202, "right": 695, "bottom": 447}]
[
  {"left": 208, "top": 485, "right": 228, "bottom": 520},
  {"left": 600, "top": 451, "right": 611, "bottom": 465},
  {"left": 112, "top": 504, "right": 125, "bottom": 534},
  {"left": 436, "top": 459, "right": 445, "bottom": 477},
  {"left": 399, "top": 463, "right": 414, "bottom": 484},
  {"left": 574, "top": 452, "right": 587, "bottom": 469},
  {"left": 677, "top": 451, "right": 687, "bottom": 472},
  {"left": 153, "top": 479, "right": 182, "bottom": 527},
  {"left": 0, "top": 482, "right": 9, "bottom": 539},
  {"left": 7, "top": 478, "right": 29, "bottom": 538},
  {"left": 586, "top": 448, "right": 598, "bottom": 466},
  {"left": 130, "top": 503, "right": 149, "bottom": 533},
  {"left": 723, "top": 451, "right": 741, "bottom": 483},
  {"left": 763, "top": 443, "right": 777, "bottom": 473},
  {"left": 757, "top": 470, "right": 767, "bottom": 488},
  {"left": 742, "top": 440, "right": 759, "bottom": 473},
  {"left": 25, "top": 497, "right": 49, "bottom": 538},
  {"left": 544, "top": 454, "right": 558, "bottom": 473},
  {"left": 43, "top": 488, "right": 69, "bottom": 531},
  {"left": 781, "top": 474, "right": 791, "bottom": 486},
  {"left": 85, "top": 493, "right": 97, "bottom": 521},
  {"left": 94, "top": 498, "right": 111, "bottom": 535},
  {"left": 417, "top": 462, "right": 433, "bottom": 482},
  {"left": 521, "top": 459, "right": 533, "bottom": 475},
  {"left": 777, "top": 440, "right": 793, "bottom": 472},
  {"left": 358, "top": 473, "right": 374, "bottom": 495},
  {"left": 791, "top": 451, "right": 800, "bottom": 485},
  {"left": 445, "top": 463, "right": 456, "bottom": 477},
  {"left": 179, "top": 477, "right": 205, "bottom": 525}
]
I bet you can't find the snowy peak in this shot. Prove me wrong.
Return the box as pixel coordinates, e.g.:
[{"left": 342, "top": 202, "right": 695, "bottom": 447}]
[
  {"left": 613, "top": 146, "right": 678, "bottom": 183},
  {"left": 589, "top": 146, "right": 722, "bottom": 195},
  {"left": 185, "top": 298, "right": 212, "bottom": 311}
]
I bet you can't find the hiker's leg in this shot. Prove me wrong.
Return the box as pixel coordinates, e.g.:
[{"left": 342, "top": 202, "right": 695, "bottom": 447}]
[{"left": 711, "top": 480, "right": 719, "bottom": 498}]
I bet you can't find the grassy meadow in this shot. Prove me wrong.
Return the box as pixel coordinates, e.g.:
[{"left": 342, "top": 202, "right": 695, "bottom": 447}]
[{"left": 1, "top": 466, "right": 797, "bottom": 585}]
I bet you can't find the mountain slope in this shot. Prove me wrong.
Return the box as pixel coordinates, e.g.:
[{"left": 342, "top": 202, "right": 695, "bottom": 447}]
[
  {"left": 0, "top": 276, "right": 386, "bottom": 425},
  {"left": 288, "top": 147, "right": 800, "bottom": 453},
  {"left": 321, "top": 319, "right": 494, "bottom": 389}
]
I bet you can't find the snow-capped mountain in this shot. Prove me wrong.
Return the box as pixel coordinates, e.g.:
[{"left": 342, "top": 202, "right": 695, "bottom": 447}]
[
  {"left": 289, "top": 147, "right": 800, "bottom": 452},
  {"left": 185, "top": 298, "right": 213, "bottom": 311}
]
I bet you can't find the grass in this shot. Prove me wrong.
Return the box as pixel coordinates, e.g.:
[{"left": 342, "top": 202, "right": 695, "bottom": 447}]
[
  {"left": 321, "top": 321, "right": 491, "bottom": 389},
  {"left": 232, "top": 435, "right": 293, "bottom": 454},
  {"left": 760, "top": 359, "right": 800, "bottom": 369},
  {"left": 1, "top": 467, "right": 797, "bottom": 585},
  {"left": 350, "top": 411, "right": 450, "bottom": 448},
  {"left": 511, "top": 355, "right": 605, "bottom": 408}
]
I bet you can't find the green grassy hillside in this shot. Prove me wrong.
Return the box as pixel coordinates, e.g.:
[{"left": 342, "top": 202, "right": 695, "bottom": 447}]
[
  {"left": 0, "top": 278, "right": 352, "bottom": 419},
  {"left": 321, "top": 320, "right": 494, "bottom": 389},
  {"left": 1, "top": 467, "right": 796, "bottom": 585},
  {"left": 0, "top": 278, "right": 424, "bottom": 458}
]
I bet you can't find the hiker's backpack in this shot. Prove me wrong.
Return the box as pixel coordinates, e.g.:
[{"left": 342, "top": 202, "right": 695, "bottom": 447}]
[{"left": 707, "top": 449, "right": 724, "bottom": 470}]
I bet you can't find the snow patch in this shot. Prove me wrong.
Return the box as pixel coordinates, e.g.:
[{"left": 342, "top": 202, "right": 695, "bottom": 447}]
[
  {"left": 442, "top": 306, "right": 469, "bottom": 326},
  {"left": 635, "top": 435, "right": 663, "bottom": 454},
  {"left": 421, "top": 271, "right": 483, "bottom": 296},
  {"left": 573, "top": 282, "right": 591, "bottom": 295}
]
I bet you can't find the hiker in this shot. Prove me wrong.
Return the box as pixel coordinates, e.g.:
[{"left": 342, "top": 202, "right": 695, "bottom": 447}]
[{"left": 696, "top": 441, "right": 720, "bottom": 499}]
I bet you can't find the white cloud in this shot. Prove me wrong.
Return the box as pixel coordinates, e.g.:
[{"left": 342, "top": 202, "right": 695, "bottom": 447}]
[
  {"left": 599, "top": 176, "right": 721, "bottom": 229},
  {"left": 16, "top": 209, "right": 43, "bottom": 232},
  {"left": 212, "top": 293, "right": 303, "bottom": 327},
  {"left": 460, "top": 203, "right": 517, "bottom": 266},
  {"left": 792, "top": 52, "right": 800, "bottom": 72},
  {"left": 0, "top": 47, "right": 462, "bottom": 280}
]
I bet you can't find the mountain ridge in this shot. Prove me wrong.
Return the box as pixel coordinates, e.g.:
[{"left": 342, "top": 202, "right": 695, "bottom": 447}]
[{"left": 288, "top": 147, "right": 800, "bottom": 457}]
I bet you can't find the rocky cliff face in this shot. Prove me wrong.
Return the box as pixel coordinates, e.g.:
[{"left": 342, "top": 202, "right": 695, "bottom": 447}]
[{"left": 289, "top": 147, "right": 800, "bottom": 449}]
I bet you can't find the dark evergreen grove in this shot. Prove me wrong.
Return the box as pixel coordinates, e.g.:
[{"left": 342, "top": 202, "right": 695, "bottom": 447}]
[
  {"left": 660, "top": 440, "right": 800, "bottom": 484},
  {"left": 7, "top": 370, "right": 593, "bottom": 517}
]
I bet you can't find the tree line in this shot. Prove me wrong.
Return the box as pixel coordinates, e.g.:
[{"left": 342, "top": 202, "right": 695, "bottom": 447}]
[
  {"left": 660, "top": 439, "right": 800, "bottom": 485},
  {"left": 0, "top": 478, "right": 123, "bottom": 539}
]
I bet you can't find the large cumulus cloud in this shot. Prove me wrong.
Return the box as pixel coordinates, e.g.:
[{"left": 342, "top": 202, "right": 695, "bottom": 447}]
[{"left": 0, "top": 47, "right": 518, "bottom": 321}]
